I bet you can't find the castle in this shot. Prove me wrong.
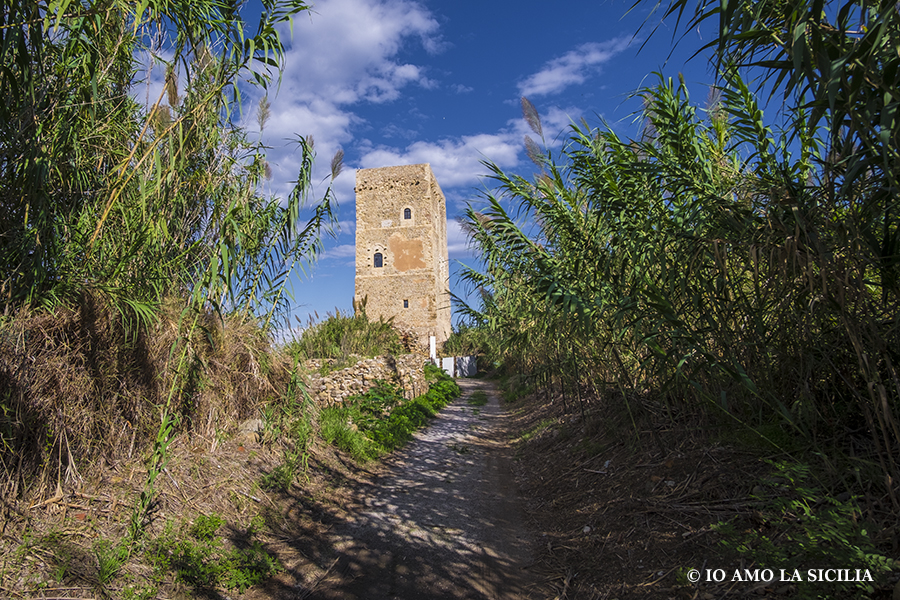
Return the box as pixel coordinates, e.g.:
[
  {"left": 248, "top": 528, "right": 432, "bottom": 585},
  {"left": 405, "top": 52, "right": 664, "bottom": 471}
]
[{"left": 354, "top": 164, "right": 451, "bottom": 348}]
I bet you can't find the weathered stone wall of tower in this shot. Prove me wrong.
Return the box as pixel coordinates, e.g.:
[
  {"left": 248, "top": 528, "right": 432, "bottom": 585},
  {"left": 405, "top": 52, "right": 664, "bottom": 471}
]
[{"left": 354, "top": 164, "right": 451, "bottom": 347}]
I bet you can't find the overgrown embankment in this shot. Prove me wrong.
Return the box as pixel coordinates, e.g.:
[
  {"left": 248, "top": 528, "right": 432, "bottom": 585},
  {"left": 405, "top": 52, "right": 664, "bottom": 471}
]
[
  {"left": 499, "top": 373, "right": 900, "bottom": 599},
  {"left": 0, "top": 298, "right": 463, "bottom": 598},
  {"left": 0, "top": 297, "right": 287, "bottom": 501},
  {"left": 450, "top": 1, "right": 900, "bottom": 593}
]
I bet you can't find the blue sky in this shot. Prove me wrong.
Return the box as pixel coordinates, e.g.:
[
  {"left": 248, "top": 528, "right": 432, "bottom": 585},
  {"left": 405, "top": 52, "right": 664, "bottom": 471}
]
[{"left": 240, "top": 0, "right": 719, "bottom": 332}]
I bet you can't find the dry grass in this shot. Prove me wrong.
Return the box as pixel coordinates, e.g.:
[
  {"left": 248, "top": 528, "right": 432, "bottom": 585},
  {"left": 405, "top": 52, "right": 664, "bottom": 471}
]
[
  {"left": 0, "top": 293, "right": 425, "bottom": 598},
  {"left": 0, "top": 402, "right": 374, "bottom": 599},
  {"left": 0, "top": 293, "right": 359, "bottom": 598},
  {"left": 504, "top": 382, "right": 900, "bottom": 599},
  {"left": 0, "top": 293, "right": 291, "bottom": 507}
]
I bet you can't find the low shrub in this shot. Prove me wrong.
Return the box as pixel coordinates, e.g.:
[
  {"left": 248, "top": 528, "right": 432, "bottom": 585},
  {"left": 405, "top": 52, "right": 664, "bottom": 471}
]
[
  {"left": 714, "top": 461, "right": 895, "bottom": 599},
  {"left": 259, "top": 382, "right": 314, "bottom": 490},
  {"left": 497, "top": 373, "right": 532, "bottom": 403},
  {"left": 146, "top": 513, "right": 281, "bottom": 594},
  {"left": 259, "top": 458, "right": 296, "bottom": 491},
  {"left": 286, "top": 302, "right": 403, "bottom": 365},
  {"left": 320, "top": 367, "right": 461, "bottom": 460}
]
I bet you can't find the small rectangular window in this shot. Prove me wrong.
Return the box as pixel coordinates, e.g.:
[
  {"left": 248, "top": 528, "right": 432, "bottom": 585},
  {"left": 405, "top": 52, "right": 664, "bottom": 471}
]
[{"left": 403, "top": 299, "right": 409, "bottom": 308}]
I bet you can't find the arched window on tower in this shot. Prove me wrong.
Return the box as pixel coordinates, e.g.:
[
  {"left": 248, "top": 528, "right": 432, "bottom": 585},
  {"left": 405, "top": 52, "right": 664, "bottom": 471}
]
[
  {"left": 373, "top": 252, "right": 383, "bottom": 268},
  {"left": 403, "top": 207, "right": 411, "bottom": 220}
]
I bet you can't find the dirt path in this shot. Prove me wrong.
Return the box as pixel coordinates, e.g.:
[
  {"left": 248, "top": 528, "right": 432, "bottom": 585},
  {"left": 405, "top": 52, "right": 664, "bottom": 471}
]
[{"left": 304, "top": 378, "right": 546, "bottom": 599}]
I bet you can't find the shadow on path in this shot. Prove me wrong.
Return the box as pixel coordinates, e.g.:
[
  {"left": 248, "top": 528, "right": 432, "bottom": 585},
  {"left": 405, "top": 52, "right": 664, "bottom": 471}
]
[{"left": 275, "top": 379, "right": 545, "bottom": 599}]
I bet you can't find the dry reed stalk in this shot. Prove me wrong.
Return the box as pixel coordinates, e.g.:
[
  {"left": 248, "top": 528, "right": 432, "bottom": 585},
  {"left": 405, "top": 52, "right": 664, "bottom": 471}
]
[{"left": 0, "top": 294, "right": 293, "bottom": 506}]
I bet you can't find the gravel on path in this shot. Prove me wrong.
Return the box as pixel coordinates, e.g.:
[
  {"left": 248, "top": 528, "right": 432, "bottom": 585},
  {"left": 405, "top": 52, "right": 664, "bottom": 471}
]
[{"left": 306, "top": 378, "right": 546, "bottom": 600}]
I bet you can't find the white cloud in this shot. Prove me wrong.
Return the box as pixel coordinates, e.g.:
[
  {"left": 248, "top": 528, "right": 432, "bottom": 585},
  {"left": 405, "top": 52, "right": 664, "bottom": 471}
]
[
  {"left": 336, "top": 220, "right": 356, "bottom": 235},
  {"left": 447, "top": 218, "right": 472, "bottom": 258},
  {"left": 281, "top": 0, "right": 440, "bottom": 103},
  {"left": 355, "top": 103, "right": 583, "bottom": 208},
  {"left": 239, "top": 0, "right": 612, "bottom": 236},
  {"left": 518, "top": 36, "right": 635, "bottom": 97},
  {"left": 257, "top": 0, "right": 441, "bottom": 198},
  {"left": 320, "top": 243, "right": 357, "bottom": 261},
  {"left": 359, "top": 132, "right": 519, "bottom": 189}
]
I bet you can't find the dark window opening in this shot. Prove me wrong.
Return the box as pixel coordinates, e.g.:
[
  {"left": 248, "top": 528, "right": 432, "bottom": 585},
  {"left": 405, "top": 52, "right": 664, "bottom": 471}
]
[
  {"left": 403, "top": 208, "right": 411, "bottom": 220},
  {"left": 374, "top": 252, "right": 383, "bottom": 268},
  {"left": 403, "top": 299, "right": 409, "bottom": 308}
]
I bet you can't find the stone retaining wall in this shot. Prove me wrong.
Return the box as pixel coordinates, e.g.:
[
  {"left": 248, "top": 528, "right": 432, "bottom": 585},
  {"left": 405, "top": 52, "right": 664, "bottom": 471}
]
[{"left": 303, "top": 353, "right": 430, "bottom": 407}]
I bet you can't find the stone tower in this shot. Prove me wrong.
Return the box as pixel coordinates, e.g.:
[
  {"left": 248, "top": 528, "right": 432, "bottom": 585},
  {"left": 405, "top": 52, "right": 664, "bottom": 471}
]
[{"left": 354, "top": 164, "right": 451, "bottom": 347}]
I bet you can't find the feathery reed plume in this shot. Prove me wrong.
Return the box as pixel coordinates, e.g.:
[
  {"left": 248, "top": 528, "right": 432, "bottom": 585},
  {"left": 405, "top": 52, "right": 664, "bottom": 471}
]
[
  {"left": 521, "top": 97, "right": 542, "bottom": 138},
  {"left": 257, "top": 96, "right": 272, "bottom": 132},
  {"left": 165, "top": 65, "right": 178, "bottom": 106},
  {"left": 525, "top": 135, "right": 544, "bottom": 167},
  {"left": 331, "top": 149, "right": 344, "bottom": 180}
]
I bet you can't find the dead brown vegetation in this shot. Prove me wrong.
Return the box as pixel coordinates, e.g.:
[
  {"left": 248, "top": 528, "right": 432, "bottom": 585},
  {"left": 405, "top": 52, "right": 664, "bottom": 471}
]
[
  {"left": 505, "top": 383, "right": 900, "bottom": 599},
  {"left": 0, "top": 293, "right": 290, "bottom": 506},
  {"left": 0, "top": 398, "right": 372, "bottom": 599}
]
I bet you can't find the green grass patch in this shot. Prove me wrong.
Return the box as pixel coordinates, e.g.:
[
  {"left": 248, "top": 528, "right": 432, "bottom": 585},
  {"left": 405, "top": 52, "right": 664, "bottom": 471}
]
[
  {"left": 319, "top": 368, "right": 462, "bottom": 462},
  {"left": 259, "top": 458, "right": 297, "bottom": 491},
  {"left": 146, "top": 513, "right": 281, "bottom": 594},
  {"left": 94, "top": 538, "right": 130, "bottom": 584},
  {"left": 286, "top": 305, "right": 403, "bottom": 366},
  {"left": 518, "top": 417, "right": 556, "bottom": 443},
  {"left": 319, "top": 406, "right": 382, "bottom": 462},
  {"left": 467, "top": 390, "right": 488, "bottom": 406},
  {"left": 714, "top": 461, "right": 895, "bottom": 599}
]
